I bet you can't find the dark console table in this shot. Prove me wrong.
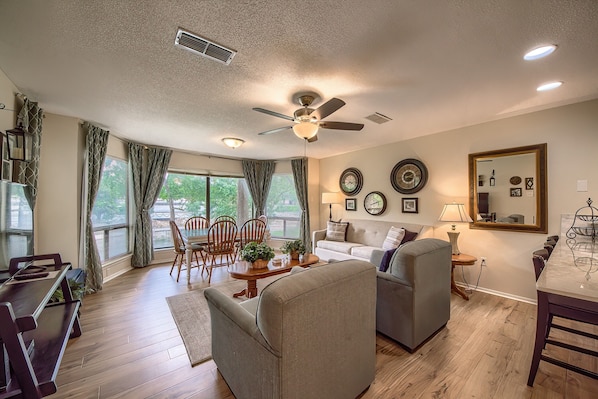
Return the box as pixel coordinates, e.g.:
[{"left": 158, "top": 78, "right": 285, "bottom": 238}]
[{"left": 0, "top": 254, "right": 82, "bottom": 398}]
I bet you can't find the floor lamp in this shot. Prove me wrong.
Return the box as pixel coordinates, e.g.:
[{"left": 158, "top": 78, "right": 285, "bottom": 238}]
[
  {"left": 322, "top": 192, "right": 340, "bottom": 221},
  {"left": 438, "top": 203, "right": 473, "bottom": 255}
]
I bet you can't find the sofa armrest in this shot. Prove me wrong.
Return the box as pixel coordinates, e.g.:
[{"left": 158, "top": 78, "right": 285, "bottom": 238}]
[
  {"left": 369, "top": 248, "right": 385, "bottom": 268},
  {"left": 312, "top": 229, "right": 327, "bottom": 252},
  {"left": 204, "top": 287, "right": 269, "bottom": 346},
  {"left": 376, "top": 269, "right": 411, "bottom": 288}
]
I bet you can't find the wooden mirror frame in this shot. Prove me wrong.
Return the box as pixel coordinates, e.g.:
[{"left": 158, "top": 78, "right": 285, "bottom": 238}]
[{"left": 468, "top": 143, "right": 547, "bottom": 233}]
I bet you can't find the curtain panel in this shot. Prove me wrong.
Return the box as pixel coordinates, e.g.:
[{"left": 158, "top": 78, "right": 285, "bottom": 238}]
[
  {"left": 291, "top": 157, "right": 311, "bottom": 252},
  {"left": 129, "top": 143, "right": 172, "bottom": 267},
  {"left": 15, "top": 97, "right": 44, "bottom": 209},
  {"left": 241, "top": 160, "right": 275, "bottom": 217},
  {"left": 81, "top": 123, "right": 109, "bottom": 293}
]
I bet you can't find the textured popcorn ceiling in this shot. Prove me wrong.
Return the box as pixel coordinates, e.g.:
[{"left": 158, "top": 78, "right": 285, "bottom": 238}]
[{"left": 0, "top": 0, "right": 597, "bottom": 160}]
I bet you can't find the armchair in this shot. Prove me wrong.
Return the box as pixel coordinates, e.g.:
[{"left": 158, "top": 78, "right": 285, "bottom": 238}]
[{"left": 204, "top": 260, "right": 377, "bottom": 399}]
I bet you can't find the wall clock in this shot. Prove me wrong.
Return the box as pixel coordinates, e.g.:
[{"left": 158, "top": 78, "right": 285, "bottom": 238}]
[
  {"left": 390, "top": 158, "right": 428, "bottom": 194},
  {"left": 339, "top": 167, "right": 363, "bottom": 196},
  {"left": 364, "top": 191, "right": 387, "bottom": 216}
]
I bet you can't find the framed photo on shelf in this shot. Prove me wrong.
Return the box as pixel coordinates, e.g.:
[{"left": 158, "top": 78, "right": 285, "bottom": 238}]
[
  {"left": 402, "top": 197, "right": 418, "bottom": 213},
  {"left": 510, "top": 187, "right": 522, "bottom": 197},
  {"left": 345, "top": 198, "right": 357, "bottom": 211}
]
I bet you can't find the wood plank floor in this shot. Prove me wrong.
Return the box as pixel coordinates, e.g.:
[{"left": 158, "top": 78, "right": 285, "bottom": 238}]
[{"left": 47, "top": 262, "right": 598, "bottom": 399}]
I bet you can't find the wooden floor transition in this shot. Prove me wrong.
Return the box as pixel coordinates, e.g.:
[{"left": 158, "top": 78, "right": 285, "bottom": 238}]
[{"left": 46, "top": 262, "right": 598, "bottom": 399}]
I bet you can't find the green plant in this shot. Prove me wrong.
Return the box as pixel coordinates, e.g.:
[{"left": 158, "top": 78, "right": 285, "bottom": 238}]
[
  {"left": 280, "top": 239, "right": 306, "bottom": 255},
  {"left": 50, "top": 279, "right": 85, "bottom": 303},
  {"left": 241, "top": 242, "right": 276, "bottom": 263}
]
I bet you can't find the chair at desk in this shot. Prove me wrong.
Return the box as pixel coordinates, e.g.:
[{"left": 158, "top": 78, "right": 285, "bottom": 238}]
[
  {"left": 528, "top": 249, "right": 598, "bottom": 386},
  {"left": 235, "top": 218, "right": 266, "bottom": 260},
  {"left": 169, "top": 221, "right": 203, "bottom": 282},
  {"left": 201, "top": 220, "right": 238, "bottom": 283}
]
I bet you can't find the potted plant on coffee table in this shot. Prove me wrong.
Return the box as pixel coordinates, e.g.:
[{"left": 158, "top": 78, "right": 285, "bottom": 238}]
[
  {"left": 241, "top": 242, "right": 276, "bottom": 269},
  {"left": 281, "top": 239, "right": 306, "bottom": 260}
]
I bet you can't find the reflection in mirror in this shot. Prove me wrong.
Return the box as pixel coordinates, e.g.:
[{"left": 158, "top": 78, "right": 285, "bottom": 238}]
[{"left": 469, "top": 144, "right": 547, "bottom": 233}]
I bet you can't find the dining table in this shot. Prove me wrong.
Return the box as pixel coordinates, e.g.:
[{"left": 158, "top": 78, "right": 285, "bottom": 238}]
[{"left": 528, "top": 234, "right": 598, "bottom": 385}]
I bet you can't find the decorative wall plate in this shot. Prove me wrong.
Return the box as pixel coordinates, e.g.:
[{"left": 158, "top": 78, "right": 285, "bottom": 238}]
[
  {"left": 339, "top": 167, "right": 363, "bottom": 195},
  {"left": 390, "top": 159, "right": 428, "bottom": 194},
  {"left": 510, "top": 176, "right": 522, "bottom": 185},
  {"left": 364, "top": 191, "right": 387, "bottom": 215}
]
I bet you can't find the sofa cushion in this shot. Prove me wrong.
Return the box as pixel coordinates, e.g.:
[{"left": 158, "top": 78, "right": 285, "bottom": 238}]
[
  {"left": 350, "top": 245, "right": 379, "bottom": 260},
  {"left": 402, "top": 229, "right": 419, "bottom": 244},
  {"left": 326, "top": 220, "right": 349, "bottom": 242},
  {"left": 317, "top": 239, "right": 361, "bottom": 255},
  {"left": 382, "top": 226, "right": 406, "bottom": 250}
]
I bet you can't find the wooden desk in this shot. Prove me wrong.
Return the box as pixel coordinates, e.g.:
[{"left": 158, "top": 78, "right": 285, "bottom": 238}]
[
  {"left": 228, "top": 254, "right": 319, "bottom": 298},
  {"left": 528, "top": 238, "right": 598, "bottom": 385},
  {"left": 451, "top": 253, "right": 477, "bottom": 300}
]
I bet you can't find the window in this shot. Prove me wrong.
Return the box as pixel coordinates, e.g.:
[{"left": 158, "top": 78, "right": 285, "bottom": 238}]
[
  {"left": 151, "top": 173, "right": 252, "bottom": 249},
  {"left": 265, "top": 174, "right": 301, "bottom": 239},
  {"left": 91, "top": 156, "right": 130, "bottom": 262}
]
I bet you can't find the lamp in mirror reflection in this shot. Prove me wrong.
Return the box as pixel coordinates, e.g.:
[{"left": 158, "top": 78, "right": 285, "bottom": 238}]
[
  {"left": 6, "top": 125, "right": 33, "bottom": 162},
  {"left": 221, "top": 137, "right": 245, "bottom": 149},
  {"left": 438, "top": 203, "right": 473, "bottom": 255}
]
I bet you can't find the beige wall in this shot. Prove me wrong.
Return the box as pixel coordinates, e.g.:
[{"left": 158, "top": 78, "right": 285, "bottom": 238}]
[{"left": 319, "top": 99, "right": 598, "bottom": 302}]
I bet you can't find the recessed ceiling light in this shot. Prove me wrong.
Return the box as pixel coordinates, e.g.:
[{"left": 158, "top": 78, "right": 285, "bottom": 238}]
[
  {"left": 524, "top": 45, "right": 557, "bottom": 61},
  {"left": 537, "top": 81, "right": 563, "bottom": 92}
]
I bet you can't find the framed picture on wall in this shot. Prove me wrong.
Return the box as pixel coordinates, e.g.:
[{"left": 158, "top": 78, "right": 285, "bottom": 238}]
[
  {"left": 345, "top": 198, "right": 357, "bottom": 211},
  {"left": 402, "top": 198, "right": 419, "bottom": 213},
  {"left": 510, "top": 187, "right": 522, "bottom": 197}
]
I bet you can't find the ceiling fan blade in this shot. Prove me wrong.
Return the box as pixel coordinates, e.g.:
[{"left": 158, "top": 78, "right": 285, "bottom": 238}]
[
  {"left": 252, "top": 107, "right": 295, "bottom": 121},
  {"left": 307, "top": 134, "right": 318, "bottom": 143},
  {"left": 257, "top": 126, "right": 293, "bottom": 135},
  {"left": 319, "top": 121, "right": 364, "bottom": 131},
  {"left": 310, "top": 98, "right": 345, "bottom": 120}
]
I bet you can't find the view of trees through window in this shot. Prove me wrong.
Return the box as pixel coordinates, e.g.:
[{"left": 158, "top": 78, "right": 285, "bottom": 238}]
[
  {"left": 266, "top": 174, "right": 301, "bottom": 239},
  {"left": 91, "top": 156, "right": 130, "bottom": 262}
]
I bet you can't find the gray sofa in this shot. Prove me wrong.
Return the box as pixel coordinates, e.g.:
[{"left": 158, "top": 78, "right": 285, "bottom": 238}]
[
  {"left": 312, "top": 218, "right": 433, "bottom": 265},
  {"left": 204, "top": 260, "right": 377, "bottom": 399},
  {"left": 376, "top": 238, "right": 452, "bottom": 351}
]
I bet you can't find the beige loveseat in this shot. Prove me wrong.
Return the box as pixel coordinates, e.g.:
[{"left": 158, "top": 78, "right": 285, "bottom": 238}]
[
  {"left": 312, "top": 218, "right": 433, "bottom": 265},
  {"left": 204, "top": 260, "right": 377, "bottom": 399}
]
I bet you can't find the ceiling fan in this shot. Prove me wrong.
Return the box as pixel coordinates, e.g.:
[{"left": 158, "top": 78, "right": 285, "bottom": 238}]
[{"left": 253, "top": 93, "right": 364, "bottom": 142}]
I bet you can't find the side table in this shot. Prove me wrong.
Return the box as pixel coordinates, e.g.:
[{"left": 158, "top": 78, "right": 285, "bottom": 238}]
[{"left": 451, "top": 253, "right": 477, "bottom": 300}]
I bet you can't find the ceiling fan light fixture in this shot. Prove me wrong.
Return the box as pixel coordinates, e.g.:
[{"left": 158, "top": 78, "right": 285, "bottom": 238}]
[
  {"left": 222, "top": 137, "right": 245, "bottom": 149},
  {"left": 292, "top": 121, "right": 319, "bottom": 139}
]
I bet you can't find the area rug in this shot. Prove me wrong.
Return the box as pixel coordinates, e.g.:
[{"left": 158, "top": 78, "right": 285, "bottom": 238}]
[{"left": 166, "top": 276, "right": 283, "bottom": 366}]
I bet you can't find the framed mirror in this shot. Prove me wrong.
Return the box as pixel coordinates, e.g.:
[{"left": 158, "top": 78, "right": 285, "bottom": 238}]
[{"left": 468, "top": 143, "right": 547, "bottom": 233}]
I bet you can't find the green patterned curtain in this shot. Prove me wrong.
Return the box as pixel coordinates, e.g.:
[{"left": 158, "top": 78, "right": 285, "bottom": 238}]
[
  {"left": 82, "top": 123, "right": 109, "bottom": 293},
  {"left": 292, "top": 157, "right": 311, "bottom": 252},
  {"left": 129, "top": 143, "right": 172, "bottom": 267},
  {"left": 241, "top": 160, "right": 275, "bottom": 217},
  {"left": 15, "top": 98, "right": 43, "bottom": 209}
]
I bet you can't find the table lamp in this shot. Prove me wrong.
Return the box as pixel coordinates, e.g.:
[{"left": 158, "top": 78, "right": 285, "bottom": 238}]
[
  {"left": 322, "top": 192, "right": 341, "bottom": 221},
  {"left": 438, "top": 203, "right": 473, "bottom": 255}
]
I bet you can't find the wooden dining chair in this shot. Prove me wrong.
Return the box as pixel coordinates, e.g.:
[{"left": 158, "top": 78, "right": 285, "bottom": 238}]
[
  {"left": 185, "top": 216, "right": 209, "bottom": 231},
  {"left": 213, "top": 215, "right": 236, "bottom": 224},
  {"left": 169, "top": 221, "right": 204, "bottom": 282},
  {"left": 236, "top": 218, "right": 267, "bottom": 260},
  {"left": 201, "top": 220, "right": 238, "bottom": 283}
]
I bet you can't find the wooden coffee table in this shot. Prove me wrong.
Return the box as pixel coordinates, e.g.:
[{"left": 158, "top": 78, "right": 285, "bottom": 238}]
[{"left": 228, "top": 254, "right": 320, "bottom": 298}]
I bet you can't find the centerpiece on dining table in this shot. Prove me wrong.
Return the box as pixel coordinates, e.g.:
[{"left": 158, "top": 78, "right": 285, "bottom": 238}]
[{"left": 241, "top": 242, "right": 276, "bottom": 269}]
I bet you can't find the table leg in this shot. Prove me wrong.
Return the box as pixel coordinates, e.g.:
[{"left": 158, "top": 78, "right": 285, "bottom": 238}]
[
  {"left": 451, "top": 265, "right": 469, "bottom": 300},
  {"left": 232, "top": 280, "right": 258, "bottom": 298}
]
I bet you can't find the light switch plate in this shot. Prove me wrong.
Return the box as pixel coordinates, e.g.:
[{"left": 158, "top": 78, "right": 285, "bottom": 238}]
[{"left": 577, "top": 180, "right": 588, "bottom": 192}]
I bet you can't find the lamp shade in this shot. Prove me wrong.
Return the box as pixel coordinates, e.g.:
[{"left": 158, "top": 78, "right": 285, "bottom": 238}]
[
  {"left": 292, "top": 121, "right": 318, "bottom": 139},
  {"left": 322, "top": 192, "right": 341, "bottom": 204},
  {"left": 438, "top": 203, "right": 473, "bottom": 224}
]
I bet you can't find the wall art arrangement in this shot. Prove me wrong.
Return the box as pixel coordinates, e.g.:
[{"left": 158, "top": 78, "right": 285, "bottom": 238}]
[
  {"left": 402, "top": 198, "right": 419, "bottom": 214},
  {"left": 345, "top": 198, "right": 356, "bottom": 211}
]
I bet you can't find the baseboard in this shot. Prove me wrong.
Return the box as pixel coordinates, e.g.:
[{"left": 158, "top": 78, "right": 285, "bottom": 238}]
[{"left": 455, "top": 282, "right": 536, "bottom": 305}]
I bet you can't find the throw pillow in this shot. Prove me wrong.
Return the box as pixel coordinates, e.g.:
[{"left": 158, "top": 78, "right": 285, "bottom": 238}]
[
  {"left": 326, "top": 221, "right": 349, "bottom": 242},
  {"left": 401, "top": 229, "right": 418, "bottom": 244},
  {"left": 378, "top": 247, "right": 398, "bottom": 273},
  {"left": 382, "top": 226, "right": 406, "bottom": 250}
]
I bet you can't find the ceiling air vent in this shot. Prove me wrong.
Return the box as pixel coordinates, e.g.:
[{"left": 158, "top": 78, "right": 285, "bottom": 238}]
[
  {"left": 175, "top": 28, "right": 236, "bottom": 65},
  {"left": 365, "top": 112, "right": 393, "bottom": 124}
]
